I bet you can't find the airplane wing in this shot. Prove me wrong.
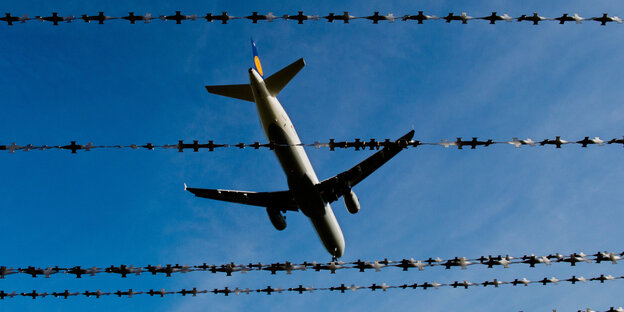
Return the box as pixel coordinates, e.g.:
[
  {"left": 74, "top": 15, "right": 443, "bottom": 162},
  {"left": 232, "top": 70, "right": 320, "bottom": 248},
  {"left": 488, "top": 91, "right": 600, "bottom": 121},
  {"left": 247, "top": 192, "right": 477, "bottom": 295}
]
[
  {"left": 185, "top": 185, "right": 299, "bottom": 211},
  {"left": 316, "top": 130, "right": 414, "bottom": 203}
]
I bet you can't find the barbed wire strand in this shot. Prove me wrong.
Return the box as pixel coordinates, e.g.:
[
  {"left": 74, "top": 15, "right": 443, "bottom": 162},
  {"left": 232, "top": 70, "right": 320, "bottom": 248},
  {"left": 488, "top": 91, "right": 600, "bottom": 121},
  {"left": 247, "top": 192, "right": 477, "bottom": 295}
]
[
  {"left": 1, "top": 136, "right": 622, "bottom": 154},
  {"left": 1, "top": 251, "right": 622, "bottom": 279},
  {"left": 0, "top": 272, "right": 622, "bottom": 300},
  {"left": 1, "top": 11, "right": 623, "bottom": 26}
]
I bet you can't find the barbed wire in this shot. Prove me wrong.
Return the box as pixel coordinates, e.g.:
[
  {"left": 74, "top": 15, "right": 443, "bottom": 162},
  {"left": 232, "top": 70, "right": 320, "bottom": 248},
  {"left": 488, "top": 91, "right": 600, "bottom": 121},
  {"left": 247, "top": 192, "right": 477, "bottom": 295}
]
[
  {"left": 1, "top": 136, "right": 622, "bottom": 154},
  {"left": 1, "top": 251, "right": 621, "bottom": 279},
  {"left": 0, "top": 272, "right": 621, "bottom": 300},
  {"left": 1, "top": 11, "right": 623, "bottom": 26}
]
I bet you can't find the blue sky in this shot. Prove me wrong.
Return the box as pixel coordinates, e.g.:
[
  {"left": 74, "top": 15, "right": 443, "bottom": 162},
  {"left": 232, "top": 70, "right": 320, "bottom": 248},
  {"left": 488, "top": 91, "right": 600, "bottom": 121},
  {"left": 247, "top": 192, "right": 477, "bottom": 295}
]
[{"left": 1, "top": 0, "right": 624, "bottom": 311}]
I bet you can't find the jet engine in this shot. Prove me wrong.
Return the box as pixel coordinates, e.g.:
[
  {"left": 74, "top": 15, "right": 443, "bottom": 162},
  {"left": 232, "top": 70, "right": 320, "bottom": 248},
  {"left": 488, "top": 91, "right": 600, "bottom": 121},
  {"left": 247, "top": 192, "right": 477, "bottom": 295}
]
[
  {"left": 266, "top": 207, "right": 287, "bottom": 231},
  {"left": 343, "top": 190, "right": 360, "bottom": 214}
]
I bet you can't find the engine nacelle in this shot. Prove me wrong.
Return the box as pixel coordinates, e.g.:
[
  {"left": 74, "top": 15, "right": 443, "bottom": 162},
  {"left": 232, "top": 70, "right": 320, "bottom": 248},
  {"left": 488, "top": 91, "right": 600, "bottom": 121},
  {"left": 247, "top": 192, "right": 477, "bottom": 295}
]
[
  {"left": 266, "top": 207, "right": 287, "bottom": 231},
  {"left": 343, "top": 190, "right": 360, "bottom": 214}
]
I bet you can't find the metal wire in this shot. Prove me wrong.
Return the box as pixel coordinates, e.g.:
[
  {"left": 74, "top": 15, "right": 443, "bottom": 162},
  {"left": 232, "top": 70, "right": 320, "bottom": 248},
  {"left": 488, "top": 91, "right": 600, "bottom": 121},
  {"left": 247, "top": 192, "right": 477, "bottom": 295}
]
[
  {"left": 1, "top": 251, "right": 621, "bottom": 279},
  {"left": 0, "top": 11, "right": 622, "bottom": 26},
  {"left": 0, "top": 272, "right": 621, "bottom": 299},
  {"left": 1, "top": 136, "right": 622, "bottom": 153}
]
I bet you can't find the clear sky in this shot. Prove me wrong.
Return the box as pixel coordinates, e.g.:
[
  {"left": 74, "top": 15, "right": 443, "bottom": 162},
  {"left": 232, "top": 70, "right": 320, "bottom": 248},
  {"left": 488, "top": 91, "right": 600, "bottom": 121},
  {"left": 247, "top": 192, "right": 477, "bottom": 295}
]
[{"left": 1, "top": 0, "right": 623, "bottom": 311}]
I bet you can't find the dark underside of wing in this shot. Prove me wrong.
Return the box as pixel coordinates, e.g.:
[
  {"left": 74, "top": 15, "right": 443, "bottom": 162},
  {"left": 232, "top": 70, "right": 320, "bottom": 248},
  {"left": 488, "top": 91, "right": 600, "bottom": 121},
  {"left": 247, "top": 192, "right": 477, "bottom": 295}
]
[
  {"left": 185, "top": 186, "right": 299, "bottom": 212},
  {"left": 316, "top": 130, "right": 415, "bottom": 203}
]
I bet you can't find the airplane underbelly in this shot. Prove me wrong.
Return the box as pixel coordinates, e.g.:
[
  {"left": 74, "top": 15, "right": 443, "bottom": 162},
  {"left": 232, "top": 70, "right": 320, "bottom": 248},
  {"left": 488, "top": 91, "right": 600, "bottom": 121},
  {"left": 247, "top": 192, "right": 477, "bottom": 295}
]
[{"left": 309, "top": 204, "right": 345, "bottom": 258}]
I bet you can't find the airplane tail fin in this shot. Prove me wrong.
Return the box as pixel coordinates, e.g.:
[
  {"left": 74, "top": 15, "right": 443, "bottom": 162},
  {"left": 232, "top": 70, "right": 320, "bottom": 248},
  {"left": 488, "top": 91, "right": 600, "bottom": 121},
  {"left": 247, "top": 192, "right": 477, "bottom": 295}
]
[
  {"left": 205, "top": 40, "right": 305, "bottom": 101},
  {"left": 251, "top": 39, "right": 264, "bottom": 77},
  {"left": 251, "top": 38, "right": 306, "bottom": 96}
]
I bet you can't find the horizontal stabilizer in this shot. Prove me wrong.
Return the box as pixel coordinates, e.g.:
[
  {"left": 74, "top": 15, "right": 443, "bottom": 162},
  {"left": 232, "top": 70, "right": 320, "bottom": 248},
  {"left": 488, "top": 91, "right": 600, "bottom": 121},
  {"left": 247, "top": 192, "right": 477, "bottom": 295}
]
[
  {"left": 205, "top": 84, "right": 254, "bottom": 102},
  {"left": 265, "top": 58, "right": 305, "bottom": 96}
]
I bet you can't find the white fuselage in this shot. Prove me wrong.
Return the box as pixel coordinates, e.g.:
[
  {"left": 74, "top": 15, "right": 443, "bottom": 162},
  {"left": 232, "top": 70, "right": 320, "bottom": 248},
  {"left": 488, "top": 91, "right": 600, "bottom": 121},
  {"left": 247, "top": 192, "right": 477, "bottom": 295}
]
[{"left": 248, "top": 68, "right": 345, "bottom": 258}]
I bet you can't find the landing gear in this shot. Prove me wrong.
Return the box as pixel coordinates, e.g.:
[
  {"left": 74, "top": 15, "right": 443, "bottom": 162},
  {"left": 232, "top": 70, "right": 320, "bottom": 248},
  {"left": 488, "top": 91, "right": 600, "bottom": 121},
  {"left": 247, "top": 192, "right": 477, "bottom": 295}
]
[{"left": 332, "top": 248, "right": 338, "bottom": 262}]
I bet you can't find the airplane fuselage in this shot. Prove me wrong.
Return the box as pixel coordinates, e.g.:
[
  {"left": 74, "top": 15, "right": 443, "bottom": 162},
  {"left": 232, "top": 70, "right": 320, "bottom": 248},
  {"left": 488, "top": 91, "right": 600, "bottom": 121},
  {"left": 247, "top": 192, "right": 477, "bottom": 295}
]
[{"left": 248, "top": 68, "right": 345, "bottom": 258}]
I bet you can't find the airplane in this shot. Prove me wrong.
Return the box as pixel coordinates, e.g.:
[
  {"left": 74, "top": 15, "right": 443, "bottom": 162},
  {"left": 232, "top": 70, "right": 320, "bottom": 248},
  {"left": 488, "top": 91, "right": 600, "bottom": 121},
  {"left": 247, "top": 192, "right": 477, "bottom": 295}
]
[
  {"left": 443, "top": 12, "right": 474, "bottom": 24},
  {"left": 66, "top": 266, "right": 100, "bottom": 278},
  {"left": 0, "top": 291, "right": 17, "bottom": 299},
  {"left": 606, "top": 308, "right": 624, "bottom": 312},
  {"left": 479, "top": 12, "right": 513, "bottom": 24},
  {"left": 105, "top": 265, "right": 142, "bottom": 277},
  {"left": 81, "top": 12, "right": 117, "bottom": 24},
  {"left": 364, "top": 12, "right": 397, "bottom": 23},
  {"left": 147, "top": 289, "right": 175, "bottom": 297},
  {"left": 114, "top": 289, "right": 143, "bottom": 297},
  {"left": 178, "top": 287, "right": 208, "bottom": 296},
  {"left": 507, "top": 137, "right": 536, "bottom": 148},
  {"left": 142, "top": 143, "right": 156, "bottom": 150},
  {"left": 0, "top": 13, "right": 30, "bottom": 25},
  {"left": 283, "top": 11, "right": 320, "bottom": 24},
  {"left": 186, "top": 40, "right": 414, "bottom": 259},
  {"left": 393, "top": 258, "right": 427, "bottom": 271},
  {"left": 204, "top": 12, "right": 238, "bottom": 24},
  {"left": 576, "top": 136, "right": 604, "bottom": 147},
  {"left": 36, "top": 12, "right": 76, "bottom": 25},
  {"left": 245, "top": 12, "right": 280, "bottom": 23},
  {"left": 323, "top": 12, "right": 358, "bottom": 23},
  {"left": 52, "top": 290, "right": 79, "bottom": 299},
  {"left": 83, "top": 290, "right": 110, "bottom": 298},
  {"left": 554, "top": 13, "right": 585, "bottom": 24},
  {"left": 592, "top": 14, "right": 623, "bottom": 25},
  {"left": 121, "top": 12, "right": 155, "bottom": 24},
  {"left": 161, "top": 11, "right": 197, "bottom": 24},
  {"left": 0, "top": 266, "right": 17, "bottom": 278},
  {"left": 21, "top": 290, "right": 47, "bottom": 299},
  {"left": 433, "top": 139, "right": 456, "bottom": 148},
  {"left": 517, "top": 13, "right": 549, "bottom": 25},
  {"left": 521, "top": 254, "right": 551, "bottom": 267},
  {"left": 402, "top": 11, "right": 439, "bottom": 23}
]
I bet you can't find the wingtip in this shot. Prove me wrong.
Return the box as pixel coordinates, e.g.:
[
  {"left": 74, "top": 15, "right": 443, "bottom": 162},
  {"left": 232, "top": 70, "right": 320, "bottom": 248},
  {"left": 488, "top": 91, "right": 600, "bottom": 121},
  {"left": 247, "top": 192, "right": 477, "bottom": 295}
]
[{"left": 184, "top": 183, "right": 187, "bottom": 191}]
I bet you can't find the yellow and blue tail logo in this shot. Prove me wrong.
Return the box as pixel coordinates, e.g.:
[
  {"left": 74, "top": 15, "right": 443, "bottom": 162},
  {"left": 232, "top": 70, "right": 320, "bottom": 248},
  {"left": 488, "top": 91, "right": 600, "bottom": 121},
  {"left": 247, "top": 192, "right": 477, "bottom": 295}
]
[{"left": 251, "top": 39, "right": 264, "bottom": 77}]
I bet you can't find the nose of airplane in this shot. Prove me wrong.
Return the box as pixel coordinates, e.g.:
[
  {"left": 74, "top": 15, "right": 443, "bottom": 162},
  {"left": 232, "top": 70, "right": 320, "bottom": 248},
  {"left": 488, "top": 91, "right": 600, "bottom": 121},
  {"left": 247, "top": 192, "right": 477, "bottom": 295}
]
[{"left": 335, "top": 239, "right": 345, "bottom": 259}]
